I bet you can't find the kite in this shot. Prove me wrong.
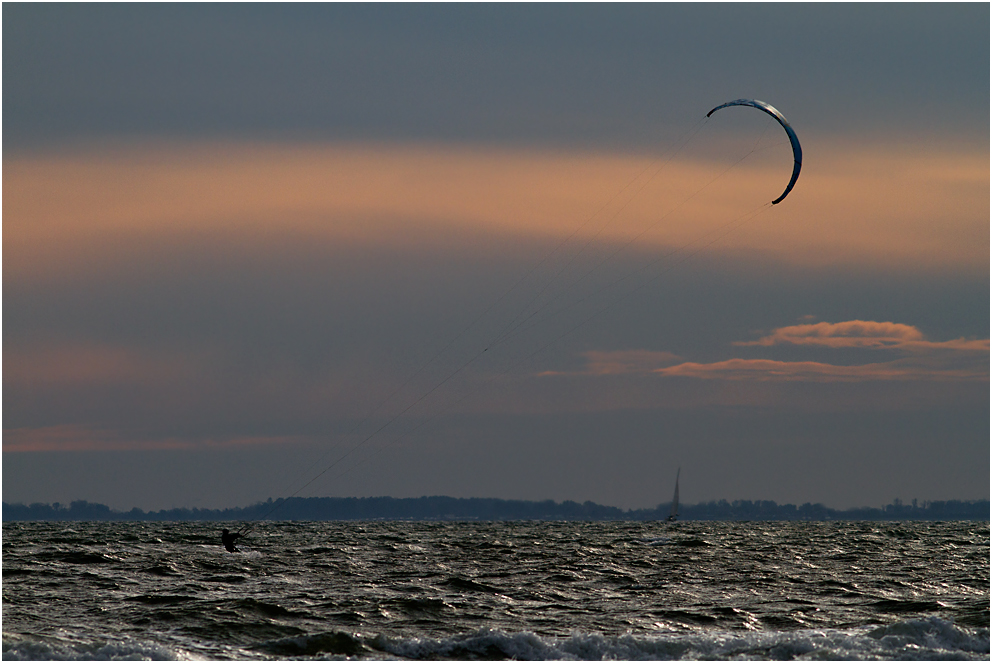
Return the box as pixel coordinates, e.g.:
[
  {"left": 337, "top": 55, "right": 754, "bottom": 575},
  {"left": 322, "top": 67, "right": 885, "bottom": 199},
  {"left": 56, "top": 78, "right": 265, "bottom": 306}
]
[{"left": 707, "top": 99, "right": 802, "bottom": 204}]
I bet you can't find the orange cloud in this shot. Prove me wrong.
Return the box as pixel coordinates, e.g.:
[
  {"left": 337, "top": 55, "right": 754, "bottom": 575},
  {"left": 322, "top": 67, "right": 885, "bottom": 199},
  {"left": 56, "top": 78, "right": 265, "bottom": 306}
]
[
  {"left": 2, "top": 424, "right": 309, "bottom": 453},
  {"left": 4, "top": 138, "right": 987, "bottom": 285},
  {"left": 653, "top": 358, "right": 987, "bottom": 382},
  {"left": 4, "top": 343, "right": 198, "bottom": 388},
  {"left": 539, "top": 349, "right": 682, "bottom": 376},
  {"left": 737, "top": 320, "right": 989, "bottom": 352},
  {"left": 555, "top": 320, "right": 989, "bottom": 383},
  {"left": 3, "top": 425, "right": 184, "bottom": 452}
]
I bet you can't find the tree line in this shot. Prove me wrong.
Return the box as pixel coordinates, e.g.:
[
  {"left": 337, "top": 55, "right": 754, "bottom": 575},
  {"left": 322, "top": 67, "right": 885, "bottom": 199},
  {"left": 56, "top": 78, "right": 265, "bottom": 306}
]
[{"left": 3, "top": 496, "right": 988, "bottom": 522}]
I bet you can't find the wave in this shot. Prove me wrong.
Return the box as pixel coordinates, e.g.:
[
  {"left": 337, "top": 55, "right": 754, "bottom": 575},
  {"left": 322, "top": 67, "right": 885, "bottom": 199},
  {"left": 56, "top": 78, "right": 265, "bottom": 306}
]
[
  {"left": 256, "top": 617, "right": 989, "bottom": 660},
  {"left": 373, "top": 618, "right": 990, "bottom": 660},
  {"left": 0, "top": 636, "right": 182, "bottom": 661},
  {"left": 4, "top": 617, "right": 988, "bottom": 660},
  {"left": 34, "top": 550, "right": 123, "bottom": 565}
]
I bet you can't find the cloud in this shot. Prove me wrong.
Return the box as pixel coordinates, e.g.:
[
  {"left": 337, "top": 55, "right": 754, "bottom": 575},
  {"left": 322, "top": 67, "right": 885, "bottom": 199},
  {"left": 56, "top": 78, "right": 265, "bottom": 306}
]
[
  {"left": 2, "top": 424, "right": 310, "bottom": 453},
  {"left": 559, "top": 320, "right": 989, "bottom": 383},
  {"left": 539, "top": 350, "right": 682, "bottom": 376},
  {"left": 2, "top": 337, "right": 413, "bottom": 431},
  {"left": 4, "top": 343, "right": 198, "bottom": 389},
  {"left": 654, "top": 358, "right": 986, "bottom": 383},
  {"left": 736, "top": 320, "right": 989, "bottom": 352},
  {"left": 4, "top": 139, "right": 988, "bottom": 288},
  {"left": 1, "top": 425, "right": 209, "bottom": 453}
]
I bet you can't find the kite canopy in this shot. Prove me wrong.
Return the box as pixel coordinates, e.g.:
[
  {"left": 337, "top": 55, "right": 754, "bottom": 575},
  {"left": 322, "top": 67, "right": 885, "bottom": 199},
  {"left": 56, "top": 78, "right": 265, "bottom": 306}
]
[{"left": 706, "top": 99, "right": 802, "bottom": 205}]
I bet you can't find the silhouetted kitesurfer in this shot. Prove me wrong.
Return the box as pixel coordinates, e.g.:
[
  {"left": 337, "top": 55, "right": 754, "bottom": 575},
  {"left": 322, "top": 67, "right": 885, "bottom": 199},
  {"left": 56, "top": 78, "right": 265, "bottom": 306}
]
[{"left": 221, "top": 528, "right": 242, "bottom": 552}]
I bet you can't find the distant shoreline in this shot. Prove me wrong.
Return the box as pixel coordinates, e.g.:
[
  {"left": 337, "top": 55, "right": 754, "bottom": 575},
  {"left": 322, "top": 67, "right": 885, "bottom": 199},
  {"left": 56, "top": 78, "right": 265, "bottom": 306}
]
[{"left": 4, "top": 496, "right": 989, "bottom": 522}]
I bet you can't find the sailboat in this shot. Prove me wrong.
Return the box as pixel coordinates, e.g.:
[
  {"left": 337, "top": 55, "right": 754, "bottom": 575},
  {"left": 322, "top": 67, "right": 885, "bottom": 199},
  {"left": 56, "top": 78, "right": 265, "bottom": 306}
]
[{"left": 666, "top": 467, "right": 680, "bottom": 521}]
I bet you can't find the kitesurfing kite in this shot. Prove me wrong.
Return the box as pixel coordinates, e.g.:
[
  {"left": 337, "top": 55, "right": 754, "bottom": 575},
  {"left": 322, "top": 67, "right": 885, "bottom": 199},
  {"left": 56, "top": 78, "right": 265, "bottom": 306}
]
[{"left": 706, "top": 99, "right": 802, "bottom": 205}]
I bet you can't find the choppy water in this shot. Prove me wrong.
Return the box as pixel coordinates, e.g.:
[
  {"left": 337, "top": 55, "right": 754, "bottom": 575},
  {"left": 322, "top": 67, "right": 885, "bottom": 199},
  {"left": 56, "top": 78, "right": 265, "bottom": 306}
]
[{"left": 2, "top": 520, "right": 988, "bottom": 660}]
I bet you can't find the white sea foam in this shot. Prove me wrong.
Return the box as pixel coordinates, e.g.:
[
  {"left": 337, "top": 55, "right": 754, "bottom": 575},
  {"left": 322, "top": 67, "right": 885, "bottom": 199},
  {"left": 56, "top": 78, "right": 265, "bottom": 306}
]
[
  {"left": 372, "top": 617, "right": 989, "bottom": 661},
  {"left": 639, "top": 536, "right": 672, "bottom": 546},
  {"left": 4, "top": 617, "right": 988, "bottom": 660},
  {"left": 1, "top": 636, "right": 186, "bottom": 661}
]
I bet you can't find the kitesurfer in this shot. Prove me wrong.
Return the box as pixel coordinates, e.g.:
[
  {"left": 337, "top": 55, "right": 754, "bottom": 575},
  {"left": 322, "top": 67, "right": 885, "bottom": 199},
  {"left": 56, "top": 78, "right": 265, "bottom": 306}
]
[{"left": 221, "top": 528, "right": 242, "bottom": 552}]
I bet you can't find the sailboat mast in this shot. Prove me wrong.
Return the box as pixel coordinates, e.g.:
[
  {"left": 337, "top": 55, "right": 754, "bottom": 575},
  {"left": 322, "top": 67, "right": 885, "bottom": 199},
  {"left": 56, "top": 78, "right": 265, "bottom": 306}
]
[{"left": 668, "top": 467, "right": 680, "bottom": 521}]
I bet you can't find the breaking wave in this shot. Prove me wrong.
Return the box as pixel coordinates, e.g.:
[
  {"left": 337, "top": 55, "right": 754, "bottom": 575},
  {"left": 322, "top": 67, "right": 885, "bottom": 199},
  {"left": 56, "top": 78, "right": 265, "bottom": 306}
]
[{"left": 6, "top": 617, "right": 986, "bottom": 661}]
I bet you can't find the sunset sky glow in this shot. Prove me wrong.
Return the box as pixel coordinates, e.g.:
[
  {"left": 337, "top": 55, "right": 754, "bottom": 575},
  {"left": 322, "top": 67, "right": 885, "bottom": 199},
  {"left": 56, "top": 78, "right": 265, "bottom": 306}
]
[{"left": 4, "top": 4, "right": 988, "bottom": 511}]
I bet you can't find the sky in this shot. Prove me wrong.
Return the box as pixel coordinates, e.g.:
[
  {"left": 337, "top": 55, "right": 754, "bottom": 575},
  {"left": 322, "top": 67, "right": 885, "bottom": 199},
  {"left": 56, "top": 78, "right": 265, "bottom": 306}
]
[{"left": 3, "top": 3, "right": 989, "bottom": 512}]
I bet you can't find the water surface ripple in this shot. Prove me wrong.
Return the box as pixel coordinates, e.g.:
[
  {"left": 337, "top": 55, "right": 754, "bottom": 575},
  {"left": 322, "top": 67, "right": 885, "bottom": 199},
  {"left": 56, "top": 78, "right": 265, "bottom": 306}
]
[{"left": 2, "top": 520, "right": 988, "bottom": 660}]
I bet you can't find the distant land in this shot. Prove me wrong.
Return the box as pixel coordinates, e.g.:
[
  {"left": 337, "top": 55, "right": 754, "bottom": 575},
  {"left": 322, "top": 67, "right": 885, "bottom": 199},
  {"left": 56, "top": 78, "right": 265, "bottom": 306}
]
[{"left": 3, "top": 496, "right": 989, "bottom": 522}]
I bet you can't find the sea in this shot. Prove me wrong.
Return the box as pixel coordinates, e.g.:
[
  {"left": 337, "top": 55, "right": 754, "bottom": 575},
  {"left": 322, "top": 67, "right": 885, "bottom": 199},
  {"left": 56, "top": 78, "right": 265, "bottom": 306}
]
[{"left": 2, "top": 520, "right": 988, "bottom": 661}]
